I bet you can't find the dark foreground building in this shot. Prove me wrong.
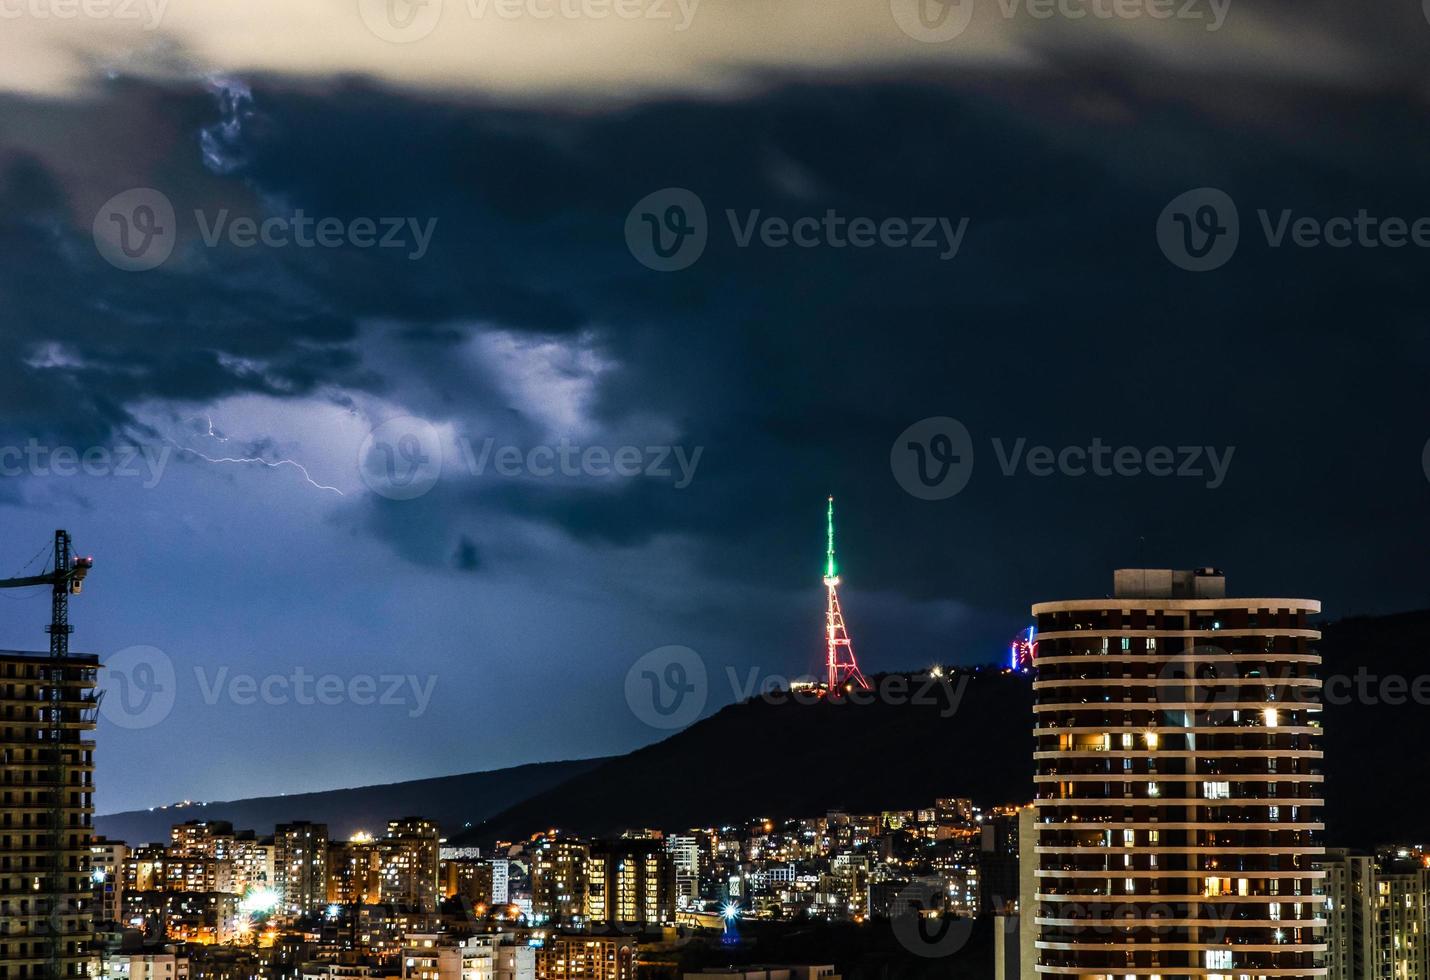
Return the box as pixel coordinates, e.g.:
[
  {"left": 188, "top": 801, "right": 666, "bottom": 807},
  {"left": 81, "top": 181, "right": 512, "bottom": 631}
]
[
  {"left": 0, "top": 650, "right": 100, "bottom": 979},
  {"left": 1031, "top": 569, "right": 1325, "bottom": 980}
]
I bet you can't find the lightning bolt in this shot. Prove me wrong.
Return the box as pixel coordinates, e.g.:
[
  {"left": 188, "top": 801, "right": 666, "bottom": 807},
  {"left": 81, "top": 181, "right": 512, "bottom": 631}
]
[
  {"left": 193, "top": 415, "right": 228, "bottom": 442},
  {"left": 167, "top": 422, "right": 345, "bottom": 496}
]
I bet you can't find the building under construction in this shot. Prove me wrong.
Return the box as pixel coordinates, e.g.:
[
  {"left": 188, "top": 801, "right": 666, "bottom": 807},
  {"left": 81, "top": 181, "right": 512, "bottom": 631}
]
[{"left": 1, "top": 531, "right": 99, "bottom": 979}]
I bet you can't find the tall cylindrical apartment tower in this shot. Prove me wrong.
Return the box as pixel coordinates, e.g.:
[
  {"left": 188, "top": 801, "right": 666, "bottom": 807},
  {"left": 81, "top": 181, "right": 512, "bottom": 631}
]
[{"left": 1031, "top": 568, "right": 1326, "bottom": 980}]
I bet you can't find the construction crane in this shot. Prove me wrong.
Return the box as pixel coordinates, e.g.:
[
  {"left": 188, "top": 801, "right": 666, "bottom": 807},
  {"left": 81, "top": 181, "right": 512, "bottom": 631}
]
[
  {"left": 0, "top": 530, "right": 93, "bottom": 980},
  {"left": 0, "top": 529, "right": 93, "bottom": 656}
]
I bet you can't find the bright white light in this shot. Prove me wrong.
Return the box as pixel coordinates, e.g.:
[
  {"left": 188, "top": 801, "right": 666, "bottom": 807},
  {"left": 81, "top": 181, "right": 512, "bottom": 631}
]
[
  {"left": 239, "top": 887, "right": 279, "bottom": 915},
  {"left": 721, "top": 902, "right": 741, "bottom": 922}
]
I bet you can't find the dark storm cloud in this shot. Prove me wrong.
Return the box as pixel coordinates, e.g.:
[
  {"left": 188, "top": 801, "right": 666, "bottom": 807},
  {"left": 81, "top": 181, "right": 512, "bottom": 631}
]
[{"left": 3, "top": 43, "right": 1430, "bottom": 659}]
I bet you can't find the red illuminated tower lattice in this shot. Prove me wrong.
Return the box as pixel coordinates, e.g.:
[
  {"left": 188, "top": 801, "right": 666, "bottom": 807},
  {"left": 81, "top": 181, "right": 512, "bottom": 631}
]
[{"left": 823, "top": 496, "right": 870, "bottom": 691}]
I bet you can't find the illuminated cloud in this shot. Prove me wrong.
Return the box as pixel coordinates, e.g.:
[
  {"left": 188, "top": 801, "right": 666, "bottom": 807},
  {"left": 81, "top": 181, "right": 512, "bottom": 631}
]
[{"left": 0, "top": 0, "right": 1399, "bottom": 101}]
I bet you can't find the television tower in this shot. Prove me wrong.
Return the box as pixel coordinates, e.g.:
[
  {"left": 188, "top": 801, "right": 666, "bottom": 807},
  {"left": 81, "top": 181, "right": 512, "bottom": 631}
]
[{"left": 823, "top": 496, "right": 869, "bottom": 691}]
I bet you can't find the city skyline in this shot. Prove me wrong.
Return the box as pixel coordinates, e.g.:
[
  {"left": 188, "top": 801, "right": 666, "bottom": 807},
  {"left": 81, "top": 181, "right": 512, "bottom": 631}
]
[
  {"left": 0, "top": 2, "right": 1426, "bottom": 978},
  {"left": 3, "top": 0, "right": 1430, "bottom": 813}
]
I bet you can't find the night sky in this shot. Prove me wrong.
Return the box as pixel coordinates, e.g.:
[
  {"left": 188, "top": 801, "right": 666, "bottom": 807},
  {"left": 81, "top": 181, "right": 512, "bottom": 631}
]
[{"left": 1, "top": 0, "right": 1427, "bottom": 814}]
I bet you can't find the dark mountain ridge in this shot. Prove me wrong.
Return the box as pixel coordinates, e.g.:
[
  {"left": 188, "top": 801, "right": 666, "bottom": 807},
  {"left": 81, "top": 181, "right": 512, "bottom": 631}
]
[
  {"left": 96, "top": 758, "right": 607, "bottom": 844},
  {"left": 99, "top": 610, "right": 1430, "bottom": 850}
]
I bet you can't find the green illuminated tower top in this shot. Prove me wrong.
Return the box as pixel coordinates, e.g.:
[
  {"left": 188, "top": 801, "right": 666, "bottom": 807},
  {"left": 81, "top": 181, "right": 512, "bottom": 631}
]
[{"left": 825, "top": 495, "right": 838, "bottom": 583}]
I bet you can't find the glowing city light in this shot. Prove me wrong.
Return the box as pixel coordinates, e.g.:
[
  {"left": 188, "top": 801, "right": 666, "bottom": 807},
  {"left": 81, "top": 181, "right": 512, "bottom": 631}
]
[
  {"left": 1010, "top": 625, "right": 1037, "bottom": 672},
  {"left": 238, "top": 887, "right": 279, "bottom": 915}
]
